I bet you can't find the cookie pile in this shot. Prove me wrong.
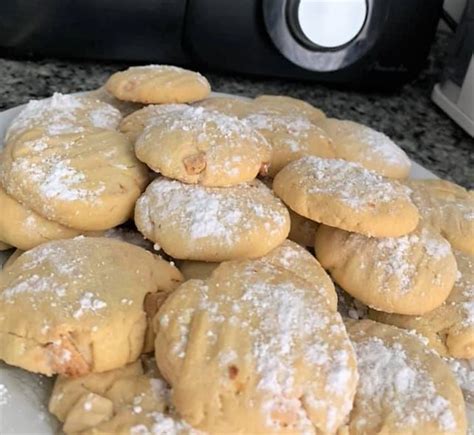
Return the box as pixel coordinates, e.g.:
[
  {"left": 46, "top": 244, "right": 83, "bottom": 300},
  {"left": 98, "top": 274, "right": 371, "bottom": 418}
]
[{"left": 0, "top": 64, "right": 472, "bottom": 435}]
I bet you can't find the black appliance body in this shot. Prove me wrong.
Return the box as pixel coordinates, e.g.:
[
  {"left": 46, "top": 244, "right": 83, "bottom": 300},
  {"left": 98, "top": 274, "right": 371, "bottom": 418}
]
[{"left": 0, "top": 0, "right": 444, "bottom": 88}]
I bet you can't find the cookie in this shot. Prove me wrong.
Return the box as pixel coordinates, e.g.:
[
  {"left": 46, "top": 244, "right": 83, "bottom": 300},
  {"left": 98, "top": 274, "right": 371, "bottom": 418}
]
[
  {"left": 344, "top": 319, "right": 466, "bottom": 435},
  {"left": 406, "top": 179, "right": 474, "bottom": 255},
  {"left": 119, "top": 103, "right": 188, "bottom": 142},
  {"left": 49, "top": 358, "right": 198, "bottom": 435},
  {"left": 154, "top": 259, "right": 358, "bottom": 433},
  {"left": 134, "top": 178, "right": 290, "bottom": 261},
  {"left": 135, "top": 106, "right": 272, "bottom": 186},
  {"left": 194, "top": 96, "right": 253, "bottom": 118},
  {"left": 288, "top": 209, "right": 319, "bottom": 248},
  {"left": 0, "top": 237, "right": 183, "bottom": 376},
  {"left": 274, "top": 156, "right": 419, "bottom": 237},
  {"left": 86, "top": 86, "right": 144, "bottom": 116},
  {"left": 4, "top": 93, "right": 122, "bottom": 145},
  {"left": 370, "top": 250, "right": 474, "bottom": 359},
  {"left": 0, "top": 184, "right": 82, "bottom": 250},
  {"left": 0, "top": 241, "right": 11, "bottom": 251},
  {"left": 105, "top": 65, "right": 211, "bottom": 104},
  {"left": 315, "top": 224, "right": 457, "bottom": 315},
  {"left": 254, "top": 95, "right": 326, "bottom": 123},
  {"left": 1, "top": 130, "right": 149, "bottom": 231},
  {"left": 317, "top": 118, "right": 411, "bottom": 179},
  {"left": 178, "top": 240, "right": 337, "bottom": 310},
  {"left": 243, "top": 111, "right": 335, "bottom": 177}
]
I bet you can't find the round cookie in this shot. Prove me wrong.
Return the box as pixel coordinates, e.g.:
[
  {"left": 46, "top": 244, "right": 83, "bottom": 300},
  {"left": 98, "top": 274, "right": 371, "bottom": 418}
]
[
  {"left": 0, "top": 184, "right": 82, "bottom": 250},
  {"left": 406, "top": 179, "right": 474, "bottom": 255},
  {"left": 194, "top": 96, "right": 254, "bottom": 118},
  {"left": 135, "top": 106, "right": 272, "bottom": 186},
  {"left": 315, "top": 224, "right": 457, "bottom": 315},
  {"left": 370, "top": 250, "right": 474, "bottom": 359},
  {"left": 4, "top": 93, "right": 122, "bottom": 145},
  {"left": 154, "top": 259, "right": 358, "bottom": 434},
  {"left": 254, "top": 95, "right": 326, "bottom": 123},
  {"left": 134, "top": 178, "right": 290, "bottom": 261},
  {"left": 119, "top": 103, "right": 188, "bottom": 142},
  {"left": 1, "top": 130, "right": 149, "bottom": 231},
  {"left": 274, "top": 156, "right": 419, "bottom": 237},
  {"left": 105, "top": 65, "right": 211, "bottom": 104},
  {"left": 344, "top": 319, "right": 466, "bottom": 435},
  {"left": 317, "top": 118, "right": 411, "bottom": 179},
  {"left": 49, "top": 358, "right": 198, "bottom": 435},
  {"left": 0, "top": 237, "right": 183, "bottom": 376},
  {"left": 288, "top": 209, "right": 319, "bottom": 248},
  {"left": 243, "top": 111, "right": 335, "bottom": 177}
]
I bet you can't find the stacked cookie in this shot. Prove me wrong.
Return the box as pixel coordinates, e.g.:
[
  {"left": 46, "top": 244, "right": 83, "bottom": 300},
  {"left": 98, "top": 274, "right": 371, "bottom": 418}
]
[
  {"left": 0, "top": 64, "right": 471, "bottom": 435},
  {"left": 0, "top": 92, "right": 149, "bottom": 250}
]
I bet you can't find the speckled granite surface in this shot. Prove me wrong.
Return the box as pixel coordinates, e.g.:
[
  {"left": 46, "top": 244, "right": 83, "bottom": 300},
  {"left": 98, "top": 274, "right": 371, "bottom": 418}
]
[{"left": 0, "top": 32, "right": 472, "bottom": 188}]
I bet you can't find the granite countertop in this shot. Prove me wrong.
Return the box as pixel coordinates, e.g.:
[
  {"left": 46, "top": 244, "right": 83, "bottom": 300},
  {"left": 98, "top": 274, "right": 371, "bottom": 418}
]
[{"left": 0, "top": 32, "right": 472, "bottom": 188}]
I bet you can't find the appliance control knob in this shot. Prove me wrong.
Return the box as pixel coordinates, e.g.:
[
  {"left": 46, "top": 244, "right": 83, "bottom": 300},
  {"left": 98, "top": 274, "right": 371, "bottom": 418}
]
[{"left": 296, "top": 0, "right": 367, "bottom": 48}]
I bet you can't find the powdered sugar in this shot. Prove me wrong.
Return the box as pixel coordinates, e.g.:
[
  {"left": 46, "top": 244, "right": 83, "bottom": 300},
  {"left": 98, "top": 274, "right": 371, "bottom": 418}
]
[
  {"left": 347, "top": 226, "right": 452, "bottom": 294},
  {"left": 354, "top": 337, "right": 457, "bottom": 432},
  {"left": 136, "top": 178, "right": 289, "bottom": 246},
  {"left": 73, "top": 292, "right": 107, "bottom": 319},
  {"left": 290, "top": 156, "right": 410, "bottom": 209},
  {"left": 10, "top": 154, "right": 106, "bottom": 205},
  {"left": 163, "top": 261, "right": 356, "bottom": 433},
  {"left": 347, "top": 121, "right": 410, "bottom": 167},
  {"left": 0, "top": 384, "right": 10, "bottom": 406},
  {"left": 5, "top": 93, "right": 121, "bottom": 141}
]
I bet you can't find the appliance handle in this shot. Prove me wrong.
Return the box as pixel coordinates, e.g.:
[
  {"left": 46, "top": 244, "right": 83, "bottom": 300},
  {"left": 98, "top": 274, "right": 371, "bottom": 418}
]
[{"left": 263, "top": 0, "right": 387, "bottom": 72}]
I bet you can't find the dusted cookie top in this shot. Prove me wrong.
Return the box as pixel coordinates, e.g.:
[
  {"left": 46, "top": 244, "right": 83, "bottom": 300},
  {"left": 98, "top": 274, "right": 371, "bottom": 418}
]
[
  {"left": 119, "top": 103, "right": 188, "bottom": 142},
  {"left": 135, "top": 178, "right": 290, "bottom": 261},
  {"left": 0, "top": 237, "right": 183, "bottom": 376},
  {"left": 243, "top": 112, "right": 335, "bottom": 177},
  {"left": 318, "top": 118, "right": 411, "bottom": 179},
  {"left": 135, "top": 106, "right": 272, "bottom": 186},
  {"left": 407, "top": 179, "right": 474, "bottom": 255},
  {"left": 49, "top": 358, "right": 200, "bottom": 435},
  {"left": 274, "top": 156, "right": 419, "bottom": 237},
  {"left": 345, "top": 320, "right": 466, "bottom": 435},
  {"left": 370, "top": 250, "right": 474, "bottom": 359},
  {"left": 154, "top": 259, "right": 358, "bottom": 434},
  {"left": 105, "top": 65, "right": 211, "bottom": 104},
  {"left": 315, "top": 224, "right": 457, "bottom": 315},
  {"left": 1, "top": 130, "right": 149, "bottom": 231},
  {"left": 177, "top": 240, "right": 337, "bottom": 310},
  {"left": 4, "top": 93, "right": 122, "bottom": 145}
]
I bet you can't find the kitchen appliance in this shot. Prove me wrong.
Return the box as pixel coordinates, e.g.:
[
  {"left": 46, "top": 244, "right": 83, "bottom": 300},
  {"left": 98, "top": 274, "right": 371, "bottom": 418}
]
[
  {"left": 432, "top": 0, "right": 474, "bottom": 136},
  {"left": 0, "top": 0, "right": 444, "bottom": 89}
]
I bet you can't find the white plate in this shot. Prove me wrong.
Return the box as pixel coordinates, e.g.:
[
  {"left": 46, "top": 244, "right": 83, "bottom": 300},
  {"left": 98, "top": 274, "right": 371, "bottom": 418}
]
[{"left": 0, "top": 94, "right": 470, "bottom": 434}]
